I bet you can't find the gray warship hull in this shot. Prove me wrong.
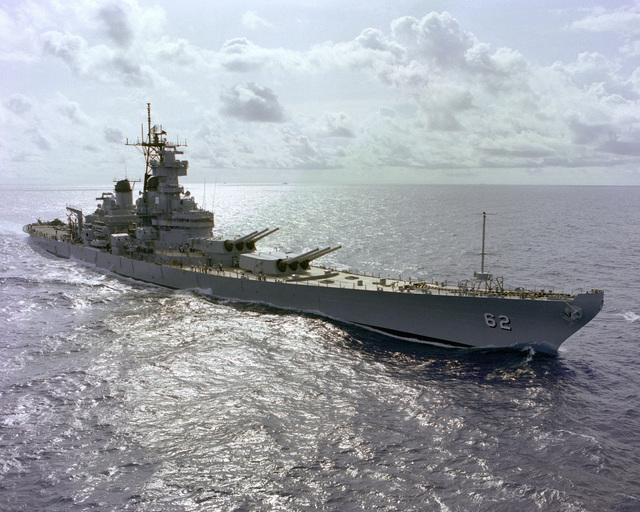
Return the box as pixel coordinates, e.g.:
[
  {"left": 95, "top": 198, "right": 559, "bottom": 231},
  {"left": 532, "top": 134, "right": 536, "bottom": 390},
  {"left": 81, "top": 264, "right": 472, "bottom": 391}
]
[{"left": 27, "top": 230, "right": 604, "bottom": 354}]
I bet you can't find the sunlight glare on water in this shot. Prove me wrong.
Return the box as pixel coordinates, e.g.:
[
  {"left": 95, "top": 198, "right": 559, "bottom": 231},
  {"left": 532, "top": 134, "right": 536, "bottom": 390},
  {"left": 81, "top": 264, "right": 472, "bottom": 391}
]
[{"left": 0, "top": 184, "right": 639, "bottom": 511}]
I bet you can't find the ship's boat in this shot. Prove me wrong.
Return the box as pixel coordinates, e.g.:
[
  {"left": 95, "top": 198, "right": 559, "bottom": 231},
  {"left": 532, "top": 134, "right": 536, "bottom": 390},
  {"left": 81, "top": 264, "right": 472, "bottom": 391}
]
[{"left": 24, "top": 105, "right": 604, "bottom": 355}]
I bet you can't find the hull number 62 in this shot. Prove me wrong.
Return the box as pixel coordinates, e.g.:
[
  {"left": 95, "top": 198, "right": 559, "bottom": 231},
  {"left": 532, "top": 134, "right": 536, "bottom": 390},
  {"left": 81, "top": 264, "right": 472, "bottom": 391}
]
[{"left": 484, "top": 313, "right": 512, "bottom": 331}]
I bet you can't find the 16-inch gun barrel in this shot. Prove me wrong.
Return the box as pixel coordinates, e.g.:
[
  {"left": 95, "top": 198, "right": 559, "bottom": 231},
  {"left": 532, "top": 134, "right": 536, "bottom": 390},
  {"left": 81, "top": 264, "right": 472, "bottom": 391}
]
[
  {"left": 279, "top": 245, "right": 342, "bottom": 272},
  {"left": 308, "top": 245, "right": 341, "bottom": 260},
  {"left": 236, "top": 231, "right": 260, "bottom": 243},
  {"left": 244, "top": 228, "right": 280, "bottom": 250},
  {"left": 248, "top": 227, "right": 279, "bottom": 243},
  {"left": 283, "top": 248, "right": 321, "bottom": 264},
  {"left": 224, "top": 228, "right": 280, "bottom": 252},
  {"left": 298, "top": 245, "right": 341, "bottom": 269}
]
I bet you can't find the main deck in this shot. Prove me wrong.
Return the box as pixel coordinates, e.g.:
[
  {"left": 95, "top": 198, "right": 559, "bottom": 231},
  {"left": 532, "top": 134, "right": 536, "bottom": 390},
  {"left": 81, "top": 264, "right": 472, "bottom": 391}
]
[{"left": 26, "top": 223, "right": 577, "bottom": 301}]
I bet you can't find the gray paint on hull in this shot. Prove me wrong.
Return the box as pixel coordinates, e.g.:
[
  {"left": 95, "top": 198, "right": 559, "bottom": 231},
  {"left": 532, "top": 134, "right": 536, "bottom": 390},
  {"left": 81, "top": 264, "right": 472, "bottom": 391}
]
[{"left": 29, "top": 234, "right": 603, "bottom": 354}]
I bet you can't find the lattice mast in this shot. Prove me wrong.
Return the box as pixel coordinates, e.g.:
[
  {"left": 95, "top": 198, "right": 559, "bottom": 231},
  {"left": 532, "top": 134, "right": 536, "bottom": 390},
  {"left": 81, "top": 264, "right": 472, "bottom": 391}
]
[{"left": 126, "top": 103, "right": 185, "bottom": 191}]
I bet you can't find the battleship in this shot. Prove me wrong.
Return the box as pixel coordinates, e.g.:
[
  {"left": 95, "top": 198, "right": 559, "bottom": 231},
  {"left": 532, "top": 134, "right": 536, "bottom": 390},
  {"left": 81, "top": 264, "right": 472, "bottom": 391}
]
[{"left": 24, "top": 105, "right": 603, "bottom": 354}]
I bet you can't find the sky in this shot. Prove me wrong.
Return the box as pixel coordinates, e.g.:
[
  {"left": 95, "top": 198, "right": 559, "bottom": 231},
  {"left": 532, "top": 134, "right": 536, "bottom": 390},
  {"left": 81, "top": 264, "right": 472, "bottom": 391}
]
[{"left": 1, "top": 0, "right": 640, "bottom": 186}]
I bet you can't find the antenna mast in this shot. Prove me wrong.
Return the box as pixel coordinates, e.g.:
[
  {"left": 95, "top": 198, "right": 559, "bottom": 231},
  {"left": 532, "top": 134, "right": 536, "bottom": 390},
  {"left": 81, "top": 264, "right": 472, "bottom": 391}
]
[
  {"left": 126, "top": 103, "right": 167, "bottom": 192},
  {"left": 147, "top": 102, "right": 152, "bottom": 147},
  {"left": 144, "top": 102, "right": 153, "bottom": 191},
  {"left": 481, "top": 211, "right": 486, "bottom": 274},
  {"left": 203, "top": 178, "right": 206, "bottom": 210},
  {"left": 126, "top": 103, "right": 186, "bottom": 192}
]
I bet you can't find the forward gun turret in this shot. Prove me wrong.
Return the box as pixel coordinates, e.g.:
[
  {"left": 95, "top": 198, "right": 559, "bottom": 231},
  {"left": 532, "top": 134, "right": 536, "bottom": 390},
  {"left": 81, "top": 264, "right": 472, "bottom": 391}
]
[
  {"left": 222, "top": 228, "right": 280, "bottom": 252},
  {"left": 224, "top": 231, "right": 261, "bottom": 252}
]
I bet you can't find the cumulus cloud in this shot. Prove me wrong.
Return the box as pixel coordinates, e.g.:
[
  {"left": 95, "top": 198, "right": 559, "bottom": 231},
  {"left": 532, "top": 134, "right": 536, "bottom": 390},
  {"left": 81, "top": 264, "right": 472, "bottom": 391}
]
[
  {"left": 220, "top": 83, "right": 285, "bottom": 122},
  {"left": 571, "top": 5, "right": 640, "bottom": 59},
  {"left": 319, "top": 11, "right": 640, "bottom": 172},
  {"left": 155, "top": 37, "right": 205, "bottom": 66},
  {"left": 41, "top": 30, "right": 160, "bottom": 87},
  {"left": 570, "top": 6, "right": 640, "bottom": 36},
  {"left": 391, "top": 12, "right": 474, "bottom": 69},
  {"left": 4, "top": 94, "right": 33, "bottom": 116},
  {"left": 310, "top": 28, "right": 413, "bottom": 87},
  {"left": 28, "top": 127, "right": 54, "bottom": 151},
  {"left": 290, "top": 135, "right": 316, "bottom": 157},
  {"left": 303, "top": 10, "right": 530, "bottom": 100},
  {"left": 55, "top": 95, "right": 91, "bottom": 125},
  {"left": 98, "top": 2, "right": 135, "bottom": 48},
  {"left": 104, "top": 126, "right": 124, "bottom": 143},
  {"left": 317, "top": 112, "right": 356, "bottom": 138},
  {"left": 34, "top": 0, "right": 166, "bottom": 88},
  {"left": 219, "top": 37, "right": 302, "bottom": 73},
  {"left": 241, "top": 10, "right": 272, "bottom": 30},
  {"left": 221, "top": 38, "right": 269, "bottom": 72},
  {"left": 41, "top": 31, "right": 88, "bottom": 73},
  {"left": 0, "top": 5, "right": 39, "bottom": 62},
  {"left": 599, "top": 136, "right": 640, "bottom": 156},
  {"left": 191, "top": 114, "right": 342, "bottom": 171},
  {"left": 559, "top": 52, "right": 621, "bottom": 88}
]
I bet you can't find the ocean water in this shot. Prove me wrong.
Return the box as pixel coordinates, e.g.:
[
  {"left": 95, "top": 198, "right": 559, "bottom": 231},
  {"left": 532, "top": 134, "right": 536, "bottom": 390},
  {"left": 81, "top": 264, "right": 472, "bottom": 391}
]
[{"left": 0, "top": 184, "right": 639, "bottom": 511}]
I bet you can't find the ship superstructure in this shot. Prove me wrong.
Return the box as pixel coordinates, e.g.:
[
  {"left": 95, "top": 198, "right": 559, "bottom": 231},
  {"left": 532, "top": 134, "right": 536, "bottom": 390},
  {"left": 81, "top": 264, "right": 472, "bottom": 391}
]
[{"left": 24, "top": 105, "right": 604, "bottom": 354}]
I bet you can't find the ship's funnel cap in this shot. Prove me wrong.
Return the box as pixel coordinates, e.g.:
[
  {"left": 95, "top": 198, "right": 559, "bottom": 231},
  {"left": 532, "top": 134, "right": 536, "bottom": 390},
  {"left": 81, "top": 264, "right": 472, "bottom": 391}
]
[{"left": 115, "top": 179, "right": 132, "bottom": 193}]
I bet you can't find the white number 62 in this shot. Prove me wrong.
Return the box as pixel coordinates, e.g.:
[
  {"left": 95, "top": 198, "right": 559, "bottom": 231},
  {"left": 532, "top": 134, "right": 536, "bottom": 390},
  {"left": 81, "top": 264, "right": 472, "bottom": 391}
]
[{"left": 484, "top": 313, "right": 512, "bottom": 331}]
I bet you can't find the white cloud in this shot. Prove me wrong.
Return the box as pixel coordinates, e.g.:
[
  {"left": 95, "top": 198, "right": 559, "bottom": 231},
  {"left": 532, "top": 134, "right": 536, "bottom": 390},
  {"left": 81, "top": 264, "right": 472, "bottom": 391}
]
[
  {"left": 41, "top": 31, "right": 89, "bottom": 74},
  {"left": 620, "top": 39, "right": 640, "bottom": 57},
  {"left": 41, "top": 30, "right": 162, "bottom": 87},
  {"left": 317, "top": 112, "right": 356, "bottom": 138},
  {"left": 190, "top": 111, "right": 345, "bottom": 171},
  {"left": 32, "top": 0, "right": 167, "bottom": 87},
  {"left": 98, "top": 1, "right": 135, "bottom": 48},
  {"left": 220, "top": 38, "right": 270, "bottom": 72},
  {"left": 559, "top": 52, "right": 621, "bottom": 88},
  {"left": 26, "top": 127, "right": 54, "bottom": 152},
  {"left": 241, "top": 10, "right": 273, "bottom": 30},
  {"left": 4, "top": 94, "right": 33, "bottom": 116},
  {"left": 104, "top": 126, "right": 124, "bottom": 144},
  {"left": 219, "top": 37, "right": 303, "bottom": 73},
  {"left": 55, "top": 93, "right": 91, "bottom": 125},
  {"left": 0, "top": 6, "right": 37, "bottom": 62},
  {"left": 154, "top": 37, "right": 207, "bottom": 67},
  {"left": 570, "top": 6, "right": 640, "bottom": 36},
  {"left": 391, "top": 12, "right": 474, "bottom": 69},
  {"left": 220, "top": 83, "right": 285, "bottom": 123},
  {"left": 571, "top": 5, "right": 640, "bottom": 61}
]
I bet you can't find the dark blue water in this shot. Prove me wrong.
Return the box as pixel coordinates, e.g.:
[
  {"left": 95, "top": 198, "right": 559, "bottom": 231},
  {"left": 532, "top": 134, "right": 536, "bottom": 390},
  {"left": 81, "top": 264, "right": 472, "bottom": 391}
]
[{"left": 1, "top": 184, "right": 639, "bottom": 511}]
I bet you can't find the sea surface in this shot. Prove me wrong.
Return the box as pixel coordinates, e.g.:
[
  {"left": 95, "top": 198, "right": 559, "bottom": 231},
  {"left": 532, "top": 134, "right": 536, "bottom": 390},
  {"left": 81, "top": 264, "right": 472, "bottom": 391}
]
[{"left": 0, "top": 184, "right": 638, "bottom": 511}]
